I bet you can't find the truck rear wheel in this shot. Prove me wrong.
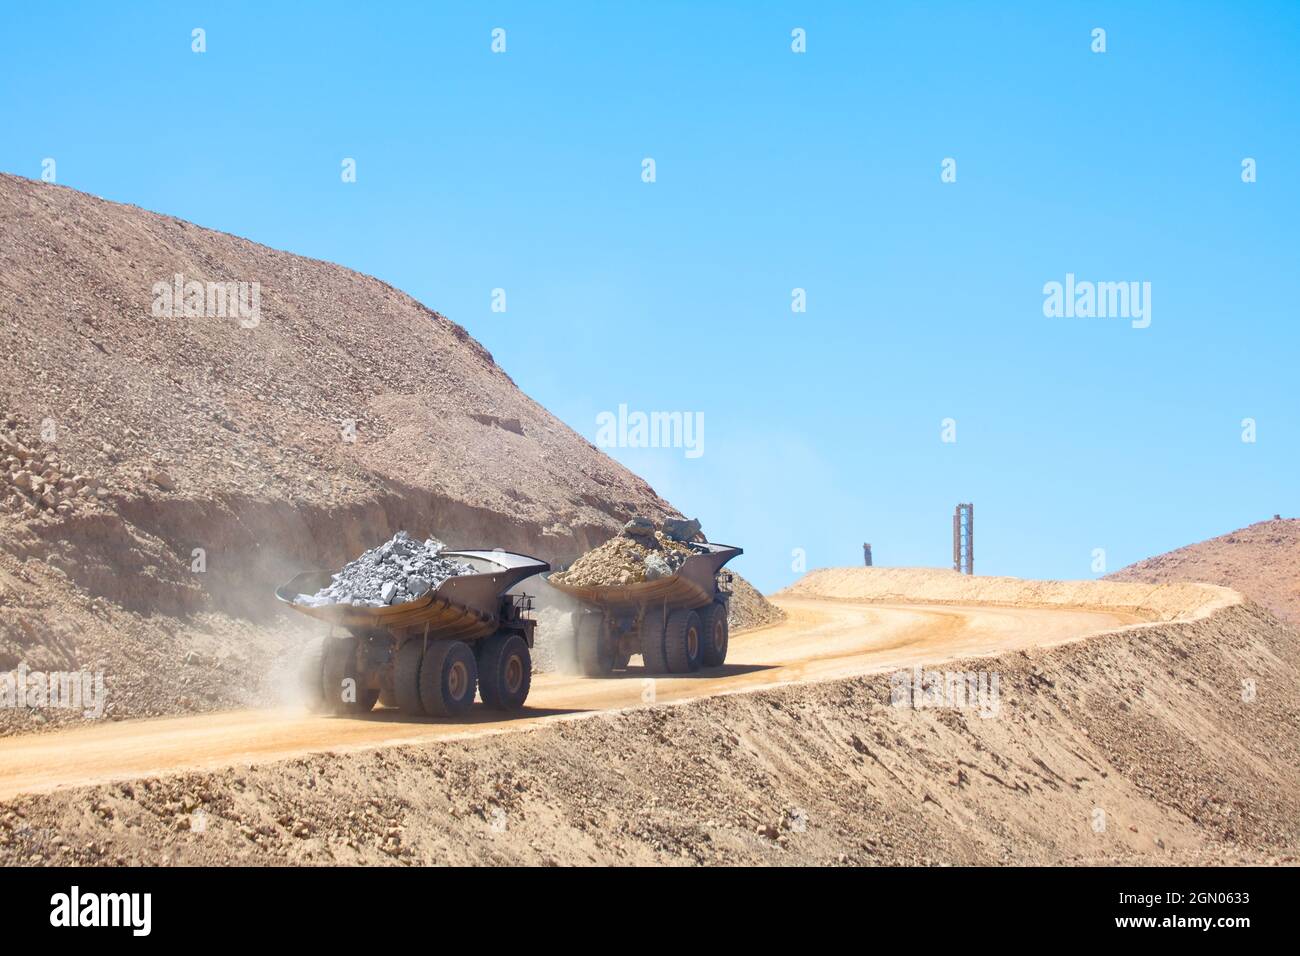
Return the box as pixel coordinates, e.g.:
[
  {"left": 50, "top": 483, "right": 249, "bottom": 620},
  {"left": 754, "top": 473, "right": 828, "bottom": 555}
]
[
  {"left": 639, "top": 605, "right": 669, "bottom": 673},
  {"left": 576, "top": 612, "right": 614, "bottom": 676},
  {"left": 477, "top": 632, "right": 532, "bottom": 710},
  {"left": 420, "top": 640, "right": 478, "bottom": 718},
  {"left": 663, "top": 608, "right": 704, "bottom": 673},
  {"left": 321, "top": 635, "right": 379, "bottom": 715},
  {"left": 298, "top": 636, "right": 328, "bottom": 712},
  {"left": 698, "top": 602, "right": 729, "bottom": 668},
  {"left": 394, "top": 638, "right": 426, "bottom": 716}
]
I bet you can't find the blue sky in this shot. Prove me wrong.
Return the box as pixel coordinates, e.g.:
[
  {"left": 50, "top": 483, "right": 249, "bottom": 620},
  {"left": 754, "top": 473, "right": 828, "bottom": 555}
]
[{"left": 3, "top": 2, "right": 1297, "bottom": 592}]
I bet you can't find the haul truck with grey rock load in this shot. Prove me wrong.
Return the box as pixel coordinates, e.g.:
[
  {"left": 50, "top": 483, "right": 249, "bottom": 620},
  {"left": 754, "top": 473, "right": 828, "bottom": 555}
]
[
  {"left": 278, "top": 550, "right": 549, "bottom": 718},
  {"left": 547, "top": 542, "right": 742, "bottom": 676}
]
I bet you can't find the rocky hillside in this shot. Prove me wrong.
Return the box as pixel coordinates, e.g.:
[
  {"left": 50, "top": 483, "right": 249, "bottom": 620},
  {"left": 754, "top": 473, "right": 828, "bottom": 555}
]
[
  {"left": 1108, "top": 517, "right": 1300, "bottom": 625},
  {"left": 0, "top": 173, "right": 778, "bottom": 729}
]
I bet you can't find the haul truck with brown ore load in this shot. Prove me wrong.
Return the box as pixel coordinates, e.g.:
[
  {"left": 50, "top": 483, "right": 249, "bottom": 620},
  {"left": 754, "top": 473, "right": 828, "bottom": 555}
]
[{"left": 547, "top": 542, "right": 741, "bottom": 676}]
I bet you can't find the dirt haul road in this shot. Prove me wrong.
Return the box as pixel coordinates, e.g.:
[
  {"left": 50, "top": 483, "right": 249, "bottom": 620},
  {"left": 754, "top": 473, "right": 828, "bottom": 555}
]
[{"left": 0, "top": 594, "right": 1143, "bottom": 800}]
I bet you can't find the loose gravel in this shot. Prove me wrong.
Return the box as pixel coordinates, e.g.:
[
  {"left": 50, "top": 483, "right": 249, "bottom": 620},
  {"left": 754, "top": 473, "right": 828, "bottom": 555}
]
[
  {"left": 552, "top": 524, "right": 693, "bottom": 588},
  {"left": 295, "top": 531, "right": 474, "bottom": 608}
]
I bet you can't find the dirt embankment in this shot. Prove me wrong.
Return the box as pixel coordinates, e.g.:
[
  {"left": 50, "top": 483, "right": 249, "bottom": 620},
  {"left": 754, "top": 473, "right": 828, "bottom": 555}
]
[
  {"left": 778, "top": 566, "right": 1237, "bottom": 620},
  {"left": 0, "top": 174, "right": 780, "bottom": 730},
  {"left": 725, "top": 573, "right": 783, "bottom": 631},
  {"left": 1108, "top": 516, "right": 1300, "bottom": 626},
  {"left": 2, "top": 572, "right": 1293, "bottom": 866}
]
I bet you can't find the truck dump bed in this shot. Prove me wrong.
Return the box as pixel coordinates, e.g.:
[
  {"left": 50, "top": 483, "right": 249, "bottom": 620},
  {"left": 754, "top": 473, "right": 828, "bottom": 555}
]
[
  {"left": 276, "top": 550, "right": 549, "bottom": 639},
  {"left": 546, "top": 542, "right": 742, "bottom": 611}
]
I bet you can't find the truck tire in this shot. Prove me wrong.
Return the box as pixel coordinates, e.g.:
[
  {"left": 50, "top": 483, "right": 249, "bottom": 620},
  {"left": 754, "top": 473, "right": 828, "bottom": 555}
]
[
  {"left": 663, "top": 608, "right": 703, "bottom": 674},
  {"left": 698, "top": 601, "right": 729, "bottom": 668},
  {"left": 394, "top": 638, "right": 426, "bottom": 716},
  {"left": 298, "top": 636, "right": 328, "bottom": 712},
  {"left": 321, "top": 635, "right": 379, "bottom": 715},
  {"left": 477, "top": 632, "right": 532, "bottom": 711},
  {"left": 420, "top": 640, "right": 478, "bottom": 718},
  {"left": 639, "top": 605, "right": 669, "bottom": 673},
  {"left": 576, "top": 612, "right": 613, "bottom": 676}
]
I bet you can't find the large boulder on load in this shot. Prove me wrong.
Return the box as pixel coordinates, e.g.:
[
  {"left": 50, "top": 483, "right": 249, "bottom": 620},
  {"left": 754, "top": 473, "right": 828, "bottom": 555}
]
[
  {"left": 621, "top": 516, "right": 657, "bottom": 539},
  {"left": 643, "top": 552, "right": 675, "bottom": 580},
  {"left": 662, "top": 517, "right": 703, "bottom": 543}
]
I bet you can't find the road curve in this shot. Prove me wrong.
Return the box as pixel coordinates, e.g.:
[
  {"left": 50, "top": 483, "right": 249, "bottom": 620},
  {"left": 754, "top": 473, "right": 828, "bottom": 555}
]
[{"left": 0, "top": 597, "right": 1140, "bottom": 799}]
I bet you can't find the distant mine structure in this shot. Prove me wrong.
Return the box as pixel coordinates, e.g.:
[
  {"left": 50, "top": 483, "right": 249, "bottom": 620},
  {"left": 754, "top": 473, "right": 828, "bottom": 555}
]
[
  {"left": 861, "top": 506, "right": 971, "bottom": 573},
  {"left": 952, "top": 503, "right": 974, "bottom": 575}
]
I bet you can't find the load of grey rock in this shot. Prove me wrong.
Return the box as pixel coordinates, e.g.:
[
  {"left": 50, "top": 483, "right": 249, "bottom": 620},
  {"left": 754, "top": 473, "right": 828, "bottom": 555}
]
[{"left": 294, "top": 531, "right": 475, "bottom": 608}]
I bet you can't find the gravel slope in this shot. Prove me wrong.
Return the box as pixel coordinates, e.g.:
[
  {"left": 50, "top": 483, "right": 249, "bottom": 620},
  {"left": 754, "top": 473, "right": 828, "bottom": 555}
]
[{"left": 1108, "top": 516, "right": 1300, "bottom": 626}]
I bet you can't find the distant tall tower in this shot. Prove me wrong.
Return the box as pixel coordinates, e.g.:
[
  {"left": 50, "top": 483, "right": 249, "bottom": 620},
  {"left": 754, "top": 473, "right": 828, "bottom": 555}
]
[
  {"left": 863, "top": 543, "right": 873, "bottom": 567},
  {"left": 952, "top": 503, "right": 974, "bottom": 575}
]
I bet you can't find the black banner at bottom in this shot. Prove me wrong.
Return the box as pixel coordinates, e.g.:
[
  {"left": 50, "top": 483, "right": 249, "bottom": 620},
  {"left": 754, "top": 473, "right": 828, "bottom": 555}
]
[{"left": 0, "top": 865, "right": 1284, "bottom": 940}]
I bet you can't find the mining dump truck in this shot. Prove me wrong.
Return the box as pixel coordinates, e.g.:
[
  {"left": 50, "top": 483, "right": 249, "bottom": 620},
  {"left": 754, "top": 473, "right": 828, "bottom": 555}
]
[
  {"left": 547, "top": 542, "right": 742, "bottom": 676},
  {"left": 277, "top": 550, "right": 549, "bottom": 718}
]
